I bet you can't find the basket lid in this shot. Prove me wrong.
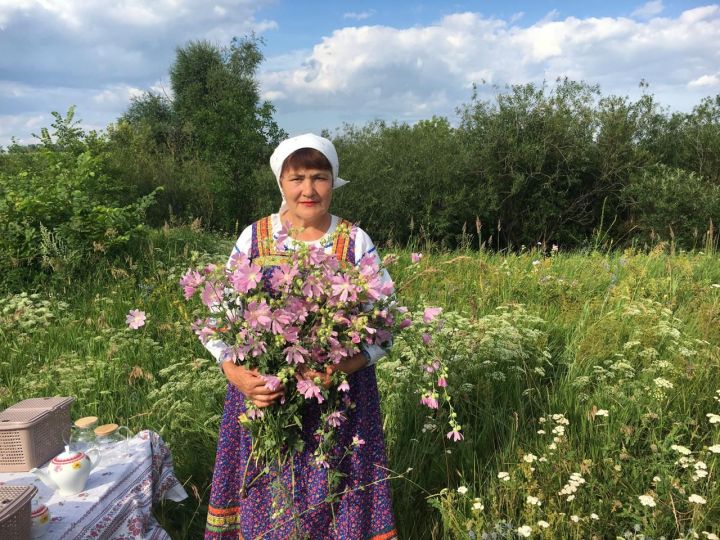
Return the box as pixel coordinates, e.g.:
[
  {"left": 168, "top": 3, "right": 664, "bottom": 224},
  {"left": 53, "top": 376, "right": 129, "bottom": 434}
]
[
  {"left": 0, "top": 408, "right": 51, "bottom": 429},
  {"left": 94, "top": 423, "right": 119, "bottom": 437},
  {"left": 7, "top": 396, "right": 74, "bottom": 411},
  {"left": 0, "top": 485, "right": 37, "bottom": 521}
]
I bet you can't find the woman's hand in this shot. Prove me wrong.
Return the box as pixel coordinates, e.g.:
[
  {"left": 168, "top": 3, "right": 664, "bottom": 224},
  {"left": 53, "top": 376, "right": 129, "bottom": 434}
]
[
  {"left": 223, "top": 362, "right": 284, "bottom": 408},
  {"left": 295, "top": 352, "right": 368, "bottom": 389}
]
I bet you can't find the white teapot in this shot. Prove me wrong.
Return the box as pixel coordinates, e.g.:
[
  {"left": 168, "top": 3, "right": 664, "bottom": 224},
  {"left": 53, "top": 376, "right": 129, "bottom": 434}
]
[{"left": 30, "top": 448, "right": 101, "bottom": 496}]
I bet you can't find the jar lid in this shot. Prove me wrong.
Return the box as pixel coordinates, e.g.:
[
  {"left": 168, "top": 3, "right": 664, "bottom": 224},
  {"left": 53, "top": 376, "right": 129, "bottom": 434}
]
[
  {"left": 74, "top": 416, "right": 98, "bottom": 429},
  {"left": 94, "top": 423, "right": 119, "bottom": 437}
]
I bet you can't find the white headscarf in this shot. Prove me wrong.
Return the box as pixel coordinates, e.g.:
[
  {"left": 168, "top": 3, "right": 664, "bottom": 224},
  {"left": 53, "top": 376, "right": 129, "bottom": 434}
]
[{"left": 269, "top": 133, "right": 349, "bottom": 213}]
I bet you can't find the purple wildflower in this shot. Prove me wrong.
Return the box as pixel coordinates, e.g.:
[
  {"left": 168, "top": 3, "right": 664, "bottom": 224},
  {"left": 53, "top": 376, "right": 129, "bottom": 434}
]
[
  {"left": 179, "top": 270, "right": 205, "bottom": 300},
  {"left": 229, "top": 262, "right": 263, "bottom": 294},
  {"left": 261, "top": 375, "right": 282, "bottom": 392},
  {"left": 283, "top": 344, "right": 308, "bottom": 365},
  {"left": 245, "top": 301, "right": 272, "bottom": 331},
  {"left": 326, "top": 411, "right": 346, "bottom": 428},
  {"left": 411, "top": 252, "right": 423, "bottom": 263}
]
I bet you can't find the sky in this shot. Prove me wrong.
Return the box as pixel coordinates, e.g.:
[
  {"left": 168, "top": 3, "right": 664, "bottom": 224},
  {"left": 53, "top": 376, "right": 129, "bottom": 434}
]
[{"left": 1, "top": 1, "right": 719, "bottom": 147}]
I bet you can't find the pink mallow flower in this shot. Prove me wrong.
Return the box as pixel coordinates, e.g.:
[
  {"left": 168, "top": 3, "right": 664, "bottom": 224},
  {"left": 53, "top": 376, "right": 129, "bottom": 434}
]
[
  {"left": 245, "top": 301, "right": 272, "bottom": 331},
  {"left": 283, "top": 344, "right": 308, "bottom": 365},
  {"left": 399, "top": 318, "right": 413, "bottom": 329},
  {"left": 126, "top": 309, "right": 146, "bottom": 330},
  {"left": 326, "top": 411, "right": 346, "bottom": 428},
  {"left": 352, "top": 435, "right": 365, "bottom": 447},
  {"left": 423, "top": 307, "right": 443, "bottom": 323},
  {"left": 411, "top": 252, "right": 423, "bottom": 263},
  {"left": 297, "top": 379, "right": 324, "bottom": 403},
  {"left": 437, "top": 377, "right": 448, "bottom": 388},
  {"left": 179, "top": 270, "right": 205, "bottom": 300},
  {"left": 261, "top": 375, "right": 282, "bottom": 392},
  {"left": 447, "top": 430, "right": 464, "bottom": 442},
  {"left": 269, "top": 264, "right": 298, "bottom": 293},
  {"left": 200, "top": 281, "right": 223, "bottom": 308},
  {"left": 338, "top": 380, "right": 350, "bottom": 392},
  {"left": 331, "top": 274, "right": 358, "bottom": 303},
  {"left": 420, "top": 393, "right": 439, "bottom": 409},
  {"left": 229, "top": 262, "right": 263, "bottom": 294}
]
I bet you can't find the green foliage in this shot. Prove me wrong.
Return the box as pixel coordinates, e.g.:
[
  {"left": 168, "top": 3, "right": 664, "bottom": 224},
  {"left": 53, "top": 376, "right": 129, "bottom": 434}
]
[
  {"left": 110, "top": 35, "right": 287, "bottom": 230},
  {"left": 620, "top": 165, "right": 720, "bottom": 248},
  {"left": 0, "top": 108, "right": 158, "bottom": 288}
]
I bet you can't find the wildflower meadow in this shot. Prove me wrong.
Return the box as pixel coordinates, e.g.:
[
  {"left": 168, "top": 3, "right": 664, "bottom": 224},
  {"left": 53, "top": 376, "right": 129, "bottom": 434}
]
[{"left": 2, "top": 227, "right": 720, "bottom": 539}]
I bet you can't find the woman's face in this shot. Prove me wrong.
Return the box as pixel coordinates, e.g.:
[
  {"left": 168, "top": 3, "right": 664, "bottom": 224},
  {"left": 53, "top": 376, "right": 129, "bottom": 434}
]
[{"left": 280, "top": 166, "right": 333, "bottom": 224}]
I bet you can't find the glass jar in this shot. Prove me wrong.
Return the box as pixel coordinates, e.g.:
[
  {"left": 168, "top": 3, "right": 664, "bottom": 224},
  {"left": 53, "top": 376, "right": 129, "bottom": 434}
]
[
  {"left": 94, "top": 423, "right": 132, "bottom": 457},
  {"left": 70, "top": 416, "right": 98, "bottom": 453}
]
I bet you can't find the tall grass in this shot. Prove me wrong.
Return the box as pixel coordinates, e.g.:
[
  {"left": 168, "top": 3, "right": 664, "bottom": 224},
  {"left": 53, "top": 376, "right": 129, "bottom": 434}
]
[{"left": 2, "top": 227, "right": 719, "bottom": 538}]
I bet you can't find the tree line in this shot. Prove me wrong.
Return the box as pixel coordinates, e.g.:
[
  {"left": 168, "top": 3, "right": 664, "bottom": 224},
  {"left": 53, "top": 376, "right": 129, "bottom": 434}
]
[{"left": 1, "top": 37, "right": 718, "bottom": 288}]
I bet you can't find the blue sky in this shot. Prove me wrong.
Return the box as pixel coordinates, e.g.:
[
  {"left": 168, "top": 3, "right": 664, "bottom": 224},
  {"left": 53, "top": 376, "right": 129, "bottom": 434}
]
[{"left": 1, "top": 1, "right": 719, "bottom": 147}]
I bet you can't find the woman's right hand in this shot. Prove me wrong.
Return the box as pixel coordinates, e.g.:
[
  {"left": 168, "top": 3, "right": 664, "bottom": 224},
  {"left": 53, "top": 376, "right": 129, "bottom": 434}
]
[{"left": 223, "top": 362, "right": 284, "bottom": 408}]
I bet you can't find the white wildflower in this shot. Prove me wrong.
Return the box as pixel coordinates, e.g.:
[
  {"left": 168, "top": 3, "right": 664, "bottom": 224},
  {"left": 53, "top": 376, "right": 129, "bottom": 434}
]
[
  {"left": 638, "top": 494, "right": 656, "bottom": 507},
  {"left": 653, "top": 476, "right": 661, "bottom": 483},
  {"left": 457, "top": 486, "right": 468, "bottom": 495},
  {"left": 591, "top": 513, "right": 599, "bottom": 520},
  {"left": 654, "top": 377, "right": 674, "bottom": 389},
  {"left": 537, "top": 520, "right": 550, "bottom": 528},
  {"left": 539, "top": 456, "right": 548, "bottom": 463},
  {"left": 689, "top": 494, "right": 707, "bottom": 505},
  {"left": 707, "top": 413, "right": 720, "bottom": 424},
  {"left": 538, "top": 416, "right": 546, "bottom": 423},
  {"left": 472, "top": 498, "right": 484, "bottom": 511},
  {"left": 497, "top": 471, "right": 510, "bottom": 481},
  {"left": 517, "top": 525, "right": 532, "bottom": 537},
  {"left": 526, "top": 495, "right": 541, "bottom": 506},
  {"left": 566, "top": 494, "right": 575, "bottom": 501},
  {"left": 523, "top": 453, "right": 538, "bottom": 463},
  {"left": 708, "top": 444, "right": 720, "bottom": 453},
  {"left": 671, "top": 444, "right": 692, "bottom": 455},
  {"left": 537, "top": 429, "right": 546, "bottom": 435},
  {"left": 595, "top": 409, "right": 609, "bottom": 417},
  {"left": 570, "top": 515, "right": 580, "bottom": 523},
  {"left": 703, "top": 532, "right": 719, "bottom": 540}
]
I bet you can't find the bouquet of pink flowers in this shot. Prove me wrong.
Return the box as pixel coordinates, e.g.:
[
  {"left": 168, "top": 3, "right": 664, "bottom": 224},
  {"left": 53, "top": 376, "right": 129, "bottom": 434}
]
[{"left": 180, "top": 228, "right": 412, "bottom": 471}]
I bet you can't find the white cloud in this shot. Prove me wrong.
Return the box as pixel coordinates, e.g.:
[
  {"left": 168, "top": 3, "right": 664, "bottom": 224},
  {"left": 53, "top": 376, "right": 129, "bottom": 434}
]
[
  {"left": 92, "top": 84, "right": 144, "bottom": 105},
  {"left": 632, "top": 1, "right": 664, "bottom": 19},
  {"left": 343, "top": 10, "right": 376, "bottom": 21},
  {"left": 260, "top": 6, "right": 720, "bottom": 134},
  {"left": 688, "top": 74, "right": 720, "bottom": 88}
]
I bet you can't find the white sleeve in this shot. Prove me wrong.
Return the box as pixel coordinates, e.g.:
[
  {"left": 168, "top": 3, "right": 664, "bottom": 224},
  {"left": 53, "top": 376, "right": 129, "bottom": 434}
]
[
  {"left": 354, "top": 227, "right": 394, "bottom": 366},
  {"left": 204, "top": 225, "right": 253, "bottom": 367}
]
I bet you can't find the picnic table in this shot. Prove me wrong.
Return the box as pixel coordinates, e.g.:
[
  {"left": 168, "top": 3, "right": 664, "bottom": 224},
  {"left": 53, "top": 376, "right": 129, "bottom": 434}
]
[{"left": 0, "top": 430, "right": 188, "bottom": 539}]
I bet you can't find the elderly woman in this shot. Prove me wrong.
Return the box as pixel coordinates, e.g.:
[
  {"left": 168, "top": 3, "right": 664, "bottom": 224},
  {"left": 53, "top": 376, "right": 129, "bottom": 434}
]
[{"left": 204, "top": 134, "right": 397, "bottom": 539}]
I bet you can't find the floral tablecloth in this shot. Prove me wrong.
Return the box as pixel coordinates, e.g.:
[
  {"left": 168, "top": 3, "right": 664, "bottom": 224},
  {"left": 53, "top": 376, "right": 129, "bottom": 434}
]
[{"left": 0, "top": 430, "right": 188, "bottom": 539}]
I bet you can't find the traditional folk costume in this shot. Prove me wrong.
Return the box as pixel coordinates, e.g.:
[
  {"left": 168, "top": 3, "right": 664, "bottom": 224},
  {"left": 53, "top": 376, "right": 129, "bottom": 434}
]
[{"left": 204, "top": 210, "right": 397, "bottom": 539}]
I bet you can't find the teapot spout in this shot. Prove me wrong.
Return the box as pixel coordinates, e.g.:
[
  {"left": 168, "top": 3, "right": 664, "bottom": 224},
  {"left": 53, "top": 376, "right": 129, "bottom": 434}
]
[{"left": 29, "top": 467, "right": 58, "bottom": 491}]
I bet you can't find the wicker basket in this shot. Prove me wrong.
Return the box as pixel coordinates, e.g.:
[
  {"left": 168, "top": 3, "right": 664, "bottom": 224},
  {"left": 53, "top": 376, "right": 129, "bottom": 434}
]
[
  {"left": 0, "top": 485, "right": 37, "bottom": 540},
  {"left": 0, "top": 396, "right": 74, "bottom": 472}
]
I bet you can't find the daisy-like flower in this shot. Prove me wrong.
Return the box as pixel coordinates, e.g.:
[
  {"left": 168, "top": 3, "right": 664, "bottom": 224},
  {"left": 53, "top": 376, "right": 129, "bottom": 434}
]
[
  {"left": 126, "top": 309, "right": 146, "bottom": 330},
  {"left": 689, "top": 494, "right": 707, "bottom": 505},
  {"left": 638, "top": 494, "right": 656, "bottom": 507},
  {"left": 517, "top": 525, "right": 532, "bottom": 538},
  {"left": 497, "top": 471, "right": 510, "bottom": 481}
]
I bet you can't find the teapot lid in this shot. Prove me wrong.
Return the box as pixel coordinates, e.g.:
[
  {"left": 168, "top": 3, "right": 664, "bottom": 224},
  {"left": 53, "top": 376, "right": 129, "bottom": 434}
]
[{"left": 51, "top": 450, "right": 84, "bottom": 464}]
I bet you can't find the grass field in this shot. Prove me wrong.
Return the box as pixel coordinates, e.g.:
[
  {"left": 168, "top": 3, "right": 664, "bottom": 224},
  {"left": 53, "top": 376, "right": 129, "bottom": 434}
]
[{"left": 2, "top": 226, "right": 719, "bottom": 538}]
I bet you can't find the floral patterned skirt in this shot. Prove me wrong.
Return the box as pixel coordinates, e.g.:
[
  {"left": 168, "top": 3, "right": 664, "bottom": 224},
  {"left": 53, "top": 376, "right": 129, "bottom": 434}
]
[{"left": 205, "top": 366, "right": 397, "bottom": 539}]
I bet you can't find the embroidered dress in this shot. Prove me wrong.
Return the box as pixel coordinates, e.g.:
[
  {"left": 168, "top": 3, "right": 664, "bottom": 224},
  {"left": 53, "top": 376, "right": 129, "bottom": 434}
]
[{"left": 205, "top": 215, "right": 397, "bottom": 540}]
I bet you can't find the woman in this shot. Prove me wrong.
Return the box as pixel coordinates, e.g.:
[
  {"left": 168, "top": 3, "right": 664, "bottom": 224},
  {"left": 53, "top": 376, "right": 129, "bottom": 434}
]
[{"left": 204, "top": 134, "right": 397, "bottom": 539}]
